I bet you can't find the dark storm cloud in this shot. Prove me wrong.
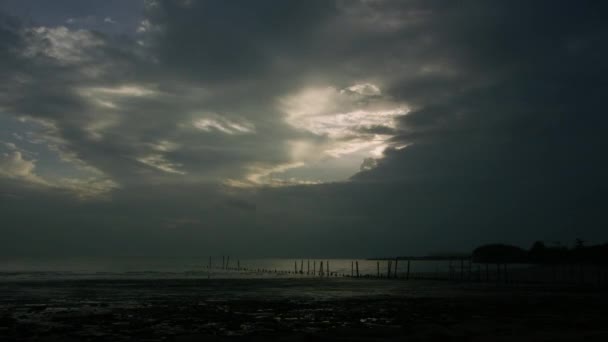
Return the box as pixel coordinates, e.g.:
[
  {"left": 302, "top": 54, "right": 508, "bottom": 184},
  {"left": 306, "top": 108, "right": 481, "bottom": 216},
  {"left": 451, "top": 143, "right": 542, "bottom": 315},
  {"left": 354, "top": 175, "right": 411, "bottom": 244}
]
[
  {"left": 1, "top": 1, "right": 607, "bottom": 256},
  {"left": 350, "top": 0, "right": 608, "bottom": 248},
  {"left": 0, "top": 0, "right": 144, "bottom": 34},
  {"left": 144, "top": 0, "right": 339, "bottom": 82},
  {"left": 356, "top": 0, "right": 608, "bottom": 183}
]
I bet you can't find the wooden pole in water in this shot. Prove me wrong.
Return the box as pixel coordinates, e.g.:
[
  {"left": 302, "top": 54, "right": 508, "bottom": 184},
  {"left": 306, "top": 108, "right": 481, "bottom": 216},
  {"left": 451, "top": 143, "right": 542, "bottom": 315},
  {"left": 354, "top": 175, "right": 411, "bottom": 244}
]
[
  {"left": 294, "top": 261, "right": 297, "bottom": 274},
  {"left": 300, "top": 260, "right": 304, "bottom": 274},
  {"left": 320, "top": 261, "right": 324, "bottom": 277},
  {"left": 352, "top": 261, "right": 354, "bottom": 277},
  {"left": 226, "top": 256, "right": 230, "bottom": 270},
  {"left": 394, "top": 258, "right": 399, "bottom": 279},
  {"left": 387, "top": 260, "right": 392, "bottom": 278},
  {"left": 307, "top": 260, "right": 310, "bottom": 275},
  {"left": 356, "top": 261, "right": 360, "bottom": 278},
  {"left": 326, "top": 260, "right": 330, "bottom": 276},
  {"left": 377, "top": 261, "right": 380, "bottom": 278},
  {"left": 313, "top": 260, "right": 316, "bottom": 275},
  {"left": 406, "top": 259, "right": 411, "bottom": 280}
]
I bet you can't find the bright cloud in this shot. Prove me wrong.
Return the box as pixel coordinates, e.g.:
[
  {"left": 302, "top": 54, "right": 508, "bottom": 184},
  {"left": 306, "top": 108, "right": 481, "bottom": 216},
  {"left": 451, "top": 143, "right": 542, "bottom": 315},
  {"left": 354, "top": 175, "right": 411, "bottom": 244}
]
[
  {"left": 264, "top": 83, "right": 409, "bottom": 183},
  {"left": 0, "top": 118, "right": 118, "bottom": 198},
  {"left": 341, "top": 83, "right": 381, "bottom": 96},
  {"left": 282, "top": 84, "right": 407, "bottom": 140},
  {"left": 137, "top": 154, "right": 185, "bottom": 175},
  {"left": 0, "top": 151, "right": 46, "bottom": 185},
  {"left": 193, "top": 116, "right": 255, "bottom": 135},
  {"left": 0, "top": 149, "right": 118, "bottom": 198},
  {"left": 21, "top": 26, "right": 103, "bottom": 64}
]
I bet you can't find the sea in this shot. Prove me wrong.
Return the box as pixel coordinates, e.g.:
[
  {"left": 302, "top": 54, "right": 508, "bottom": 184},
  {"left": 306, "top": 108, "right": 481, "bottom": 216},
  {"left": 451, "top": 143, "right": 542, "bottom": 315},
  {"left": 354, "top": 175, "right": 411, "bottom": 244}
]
[{"left": 0, "top": 257, "right": 461, "bottom": 282}]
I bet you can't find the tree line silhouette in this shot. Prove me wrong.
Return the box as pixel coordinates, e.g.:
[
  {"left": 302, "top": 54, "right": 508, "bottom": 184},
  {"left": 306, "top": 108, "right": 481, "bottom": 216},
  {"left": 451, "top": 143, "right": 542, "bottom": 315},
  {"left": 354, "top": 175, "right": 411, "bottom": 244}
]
[{"left": 472, "top": 240, "right": 608, "bottom": 265}]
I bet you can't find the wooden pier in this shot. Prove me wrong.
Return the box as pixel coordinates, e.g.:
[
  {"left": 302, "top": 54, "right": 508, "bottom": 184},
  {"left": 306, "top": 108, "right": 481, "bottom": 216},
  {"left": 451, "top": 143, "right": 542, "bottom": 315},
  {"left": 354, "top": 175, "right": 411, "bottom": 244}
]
[{"left": 202, "top": 255, "right": 608, "bottom": 286}]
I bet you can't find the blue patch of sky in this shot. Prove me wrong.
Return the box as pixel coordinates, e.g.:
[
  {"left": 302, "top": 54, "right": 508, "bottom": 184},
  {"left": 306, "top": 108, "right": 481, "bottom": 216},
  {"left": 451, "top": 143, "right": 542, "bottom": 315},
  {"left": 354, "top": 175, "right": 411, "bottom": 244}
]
[{"left": 0, "top": 114, "right": 95, "bottom": 181}]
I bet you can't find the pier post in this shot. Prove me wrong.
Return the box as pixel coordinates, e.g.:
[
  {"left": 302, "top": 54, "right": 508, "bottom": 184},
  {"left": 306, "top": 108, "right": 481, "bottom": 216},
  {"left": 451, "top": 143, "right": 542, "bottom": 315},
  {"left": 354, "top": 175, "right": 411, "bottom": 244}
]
[
  {"left": 313, "top": 261, "right": 316, "bottom": 275},
  {"left": 394, "top": 259, "right": 399, "bottom": 279},
  {"left": 352, "top": 261, "right": 354, "bottom": 277},
  {"left": 406, "top": 259, "right": 411, "bottom": 280},
  {"left": 326, "top": 260, "right": 330, "bottom": 276},
  {"left": 320, "top": 261, "right": 324, "bottom": 277},
  {"left": 307, "top": 260, "right": 310, "bottom": 275},
  {"left": 356, "top": 261, "right": 360, "bottom": 278},
  {"left": 387, "top": 260, "right": 392, "bottom": 278},
  {"left": 377, "top": 261, "right": 380, "bottom": 278}
]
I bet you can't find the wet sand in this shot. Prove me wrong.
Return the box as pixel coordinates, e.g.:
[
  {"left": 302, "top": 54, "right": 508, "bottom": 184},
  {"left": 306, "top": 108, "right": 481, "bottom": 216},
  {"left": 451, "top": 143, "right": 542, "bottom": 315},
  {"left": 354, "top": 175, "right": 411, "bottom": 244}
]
[{"left": 1, "top": 278, "right": 607, "bottom": 341}]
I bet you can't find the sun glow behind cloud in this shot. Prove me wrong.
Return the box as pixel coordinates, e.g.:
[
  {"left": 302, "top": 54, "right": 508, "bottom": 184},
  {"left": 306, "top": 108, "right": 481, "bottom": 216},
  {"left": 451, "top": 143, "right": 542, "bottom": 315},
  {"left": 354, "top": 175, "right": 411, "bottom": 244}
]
[{"left": 234, "top": 83, "right": 409, "bottom": 186}]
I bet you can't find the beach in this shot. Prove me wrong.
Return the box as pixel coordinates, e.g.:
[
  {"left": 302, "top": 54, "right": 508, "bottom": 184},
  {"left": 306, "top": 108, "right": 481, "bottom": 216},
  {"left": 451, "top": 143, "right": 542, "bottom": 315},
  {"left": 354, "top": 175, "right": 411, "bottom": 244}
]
[{"left": 1, "top": 278, "right": 607, "bottom": 341}]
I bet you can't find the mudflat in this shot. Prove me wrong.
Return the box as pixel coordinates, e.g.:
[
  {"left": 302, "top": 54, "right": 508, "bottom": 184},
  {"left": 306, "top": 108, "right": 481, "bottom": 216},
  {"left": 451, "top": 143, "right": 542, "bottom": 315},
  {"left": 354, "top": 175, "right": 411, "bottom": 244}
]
[{"left": 1, "top": 278, "right": 606, "bottom": 341}]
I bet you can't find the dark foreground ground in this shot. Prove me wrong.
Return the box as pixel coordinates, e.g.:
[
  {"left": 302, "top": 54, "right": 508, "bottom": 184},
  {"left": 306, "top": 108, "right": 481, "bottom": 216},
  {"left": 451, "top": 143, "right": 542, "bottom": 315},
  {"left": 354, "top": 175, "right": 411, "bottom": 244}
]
[{"left": 0, "top": 278, "right": 607, "bottom": 341}]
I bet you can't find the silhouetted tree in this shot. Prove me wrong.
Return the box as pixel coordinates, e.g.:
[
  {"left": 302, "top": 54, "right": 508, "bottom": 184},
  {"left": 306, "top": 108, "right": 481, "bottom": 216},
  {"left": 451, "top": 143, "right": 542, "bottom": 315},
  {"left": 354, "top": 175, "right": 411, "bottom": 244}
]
[
  {"left": 472, "top": 244, "right": 527, "bottom": 263},
  {"left": 529, "top": 241, "right": 547, "bottom": 262},
  {"left": 473, "top": 241, "right": 608, "bottom": 265},
  {"left": 575, "top": 238, "right": 585, "bottom": 249}
]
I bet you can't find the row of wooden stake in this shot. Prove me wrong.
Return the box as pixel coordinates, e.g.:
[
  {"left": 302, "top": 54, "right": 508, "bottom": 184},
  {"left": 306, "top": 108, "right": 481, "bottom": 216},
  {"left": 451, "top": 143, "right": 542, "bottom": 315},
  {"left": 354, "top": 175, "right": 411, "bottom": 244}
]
[
  {"left": 207, "top": 257, "right": 413, "bottom": 279},
  {"left": 206, "top": 257, "right": 608, "bottom": 286}
]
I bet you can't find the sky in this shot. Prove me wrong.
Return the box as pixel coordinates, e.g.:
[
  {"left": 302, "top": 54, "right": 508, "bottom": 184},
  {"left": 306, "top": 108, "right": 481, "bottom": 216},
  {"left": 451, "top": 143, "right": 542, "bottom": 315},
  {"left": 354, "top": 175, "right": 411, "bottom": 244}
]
[{"left": 1, "top": 0, "right": 607, "bottom": 257}]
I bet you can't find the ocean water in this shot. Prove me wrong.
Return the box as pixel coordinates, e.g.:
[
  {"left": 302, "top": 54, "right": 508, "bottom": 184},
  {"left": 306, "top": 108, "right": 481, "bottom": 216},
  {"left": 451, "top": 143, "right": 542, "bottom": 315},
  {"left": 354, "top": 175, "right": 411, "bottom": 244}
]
[{"left": 0, "top": 257, "right": 462, "bottom": 282}]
